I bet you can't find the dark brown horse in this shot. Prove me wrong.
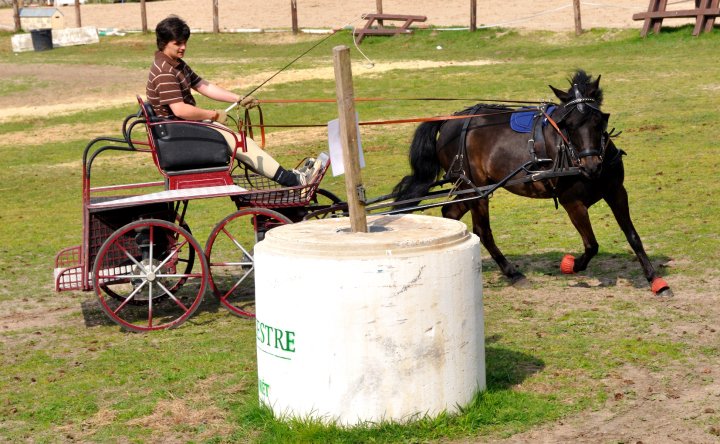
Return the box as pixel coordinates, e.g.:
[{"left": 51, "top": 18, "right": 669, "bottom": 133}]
[{"left": 393, "top": 70, "right": 672, "bottom": 296}]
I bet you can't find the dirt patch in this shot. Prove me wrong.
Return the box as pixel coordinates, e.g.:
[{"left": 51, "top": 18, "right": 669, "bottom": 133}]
[
  {"left": 479, "top": 274, "right": 720, "bottom": 444},
  {"left": 0, "top": 59, "right": 494, "bottom": 113}
]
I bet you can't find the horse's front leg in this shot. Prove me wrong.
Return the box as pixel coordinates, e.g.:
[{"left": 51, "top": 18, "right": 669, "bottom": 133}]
[
  {"left": 560, "top": 200, "right": 599, "bottom": 274},
  {"left": 604, "top": 185, "right": 673, "bottom": 296},
  {"left": 443, "top": 199, "right": 527, "bottom": 285}
]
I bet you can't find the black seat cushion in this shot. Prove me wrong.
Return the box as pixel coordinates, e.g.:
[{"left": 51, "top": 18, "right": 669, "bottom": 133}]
[
  {"left": 153, "top": 123, "right": 230, "bottom": 172},
  {"left": 143, "top": 102, "right": 230, "bottom": 172}
]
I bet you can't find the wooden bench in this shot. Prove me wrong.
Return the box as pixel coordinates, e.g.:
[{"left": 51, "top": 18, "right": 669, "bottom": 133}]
[
  {"left": 633, "top": 0, "right": 720, "bottom": 37},
  {"left": 354, "top": 13, "right": 427, "bottom": 44}
]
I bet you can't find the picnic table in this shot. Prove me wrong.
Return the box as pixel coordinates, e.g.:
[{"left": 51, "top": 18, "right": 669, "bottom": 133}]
[
  {"left": 632, "top": 0, "right": 720, "bottom": 36},
  {"left": 354, "top": 13, "right": 427, "bottom": 44}
]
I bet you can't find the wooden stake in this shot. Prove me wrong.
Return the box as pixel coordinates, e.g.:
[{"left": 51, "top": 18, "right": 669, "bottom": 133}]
[
  {"left": 74, "top": 0, "right": 81, "bottom": 28},
  {"left": 291, "top": 0, "right": 298, "bottom": 34},
  {"left": 470, "top": 0, "right": 477, "bottom": 32},
  {"left": 12, "top": 0, "right": 20, "bottom": 33},
  {"left": 213, "top": 0, "right": 219, "bottom": 33},
  {"left": 573, "top": 0, "right": 583, "bottom": 35},
  {"left": 332, "top": 46, "right": 368, "bottom": 233},
  {"left": 376, "top": 0, "right": 384, "bottom": 27},
  {"left": 140, "top": 0, "right": 147, "bottom": 33}
]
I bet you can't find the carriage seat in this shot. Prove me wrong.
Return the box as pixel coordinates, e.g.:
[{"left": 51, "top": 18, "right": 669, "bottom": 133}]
[{"left": 143, "top": 102, "right": 230, "bottom": 174}]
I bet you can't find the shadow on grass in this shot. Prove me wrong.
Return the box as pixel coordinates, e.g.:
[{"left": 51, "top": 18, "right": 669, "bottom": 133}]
[
  {"left": 485, "top": 338, "right": 545, "bottom": 390},
  {"left": 79, "top": 290, "right": 225, "bottom": 329},
  {"left": 485, "top": 251, "right": 672, "bottom": 289},
  {"left": 242, "top": 344, "right": 551, "bottom": 442}
]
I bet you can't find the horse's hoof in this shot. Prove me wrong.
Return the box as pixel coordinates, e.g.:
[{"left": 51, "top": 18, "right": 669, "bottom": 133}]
[
  {"left": 651, "top": 277, "right": 672, "bottom": 297},
  {"left": 509, "top": 273, "right": 529, "bottom": 287},
  {"left": 560, "top": 254, "right": 576, "bottom": 274}
]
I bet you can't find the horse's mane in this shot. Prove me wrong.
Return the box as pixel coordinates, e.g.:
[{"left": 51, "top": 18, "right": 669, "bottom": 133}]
[{"left": 568, "top": 70, "right": 603, "bottom": 106}]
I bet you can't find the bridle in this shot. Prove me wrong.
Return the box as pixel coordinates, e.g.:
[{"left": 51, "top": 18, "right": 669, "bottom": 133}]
[{"left": 544, "top": 84, "right": 607, "bottom": 165}]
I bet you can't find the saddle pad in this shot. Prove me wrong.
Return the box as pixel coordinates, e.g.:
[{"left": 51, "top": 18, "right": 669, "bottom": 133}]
[{"left": 510, "top": 106, "right": 556, "bottom": 133}]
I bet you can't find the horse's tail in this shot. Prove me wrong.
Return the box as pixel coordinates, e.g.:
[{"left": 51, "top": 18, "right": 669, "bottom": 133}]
[{"left": 392, "top": 120, "right": 444, "bottom": 208}]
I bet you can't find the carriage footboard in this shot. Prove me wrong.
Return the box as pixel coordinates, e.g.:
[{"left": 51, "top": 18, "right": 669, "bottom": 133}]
[{"left": 54, "top": 245, "right": 84, "bottom": 291}]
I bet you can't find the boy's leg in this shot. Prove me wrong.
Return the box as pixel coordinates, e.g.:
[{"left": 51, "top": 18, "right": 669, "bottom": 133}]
[{"left": 215, "top": 124, "right": 299, "bottom": 186}]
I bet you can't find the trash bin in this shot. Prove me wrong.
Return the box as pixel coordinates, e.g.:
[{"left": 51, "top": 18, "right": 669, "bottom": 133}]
[{"left": 30, "top": 29, "right": 53, "bottom": 52}]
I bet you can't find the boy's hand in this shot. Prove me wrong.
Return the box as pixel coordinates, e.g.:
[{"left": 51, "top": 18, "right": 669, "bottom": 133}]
[
  {"left": 213, "top": 109, "right": 228, "bottom": 124},
  {"left": 239, "top": 95, "right": 259, "bottom": 109}
]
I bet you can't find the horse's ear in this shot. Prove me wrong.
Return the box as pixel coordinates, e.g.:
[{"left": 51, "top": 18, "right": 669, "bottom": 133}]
[
  {"left": 550, "top": 85, "right": 570, "bottom": 102},
  {"left": 588, "top": 75, "right": 601, "bottom": 95}
]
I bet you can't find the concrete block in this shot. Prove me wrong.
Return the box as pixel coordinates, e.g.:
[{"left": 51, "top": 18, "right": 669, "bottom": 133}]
[{"left": 11, "top": 26, "right": 99, "bottom": 53}]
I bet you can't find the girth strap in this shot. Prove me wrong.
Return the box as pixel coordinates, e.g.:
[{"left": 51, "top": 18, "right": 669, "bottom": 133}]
[{"left": 527, "top": 104, "right": 553, "bottom": 165}]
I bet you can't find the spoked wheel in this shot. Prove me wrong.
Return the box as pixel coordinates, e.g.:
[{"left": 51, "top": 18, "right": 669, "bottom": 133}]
[
  {"left": 205, "top": 208, "right": 292, "bottom": 318},
  {"left": 100, "top": 222, "right": 195, "bottom": 305},
  {"left": 93, "top": 219, "right": 208, "bottom": 332}
]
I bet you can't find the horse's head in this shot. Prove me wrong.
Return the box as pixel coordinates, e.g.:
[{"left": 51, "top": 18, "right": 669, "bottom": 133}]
[{"left": 549, "top": 70, "right": 607, "bottom": 179}]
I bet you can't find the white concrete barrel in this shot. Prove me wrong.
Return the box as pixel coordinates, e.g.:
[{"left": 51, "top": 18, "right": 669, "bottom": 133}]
[{"left": 254, "top": 214, "right": 484, "bottom": 425}]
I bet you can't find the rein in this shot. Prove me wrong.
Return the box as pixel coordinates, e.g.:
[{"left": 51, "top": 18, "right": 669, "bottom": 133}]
[{"left": 236, "top": 103, "right": 535, "bottom": 147}]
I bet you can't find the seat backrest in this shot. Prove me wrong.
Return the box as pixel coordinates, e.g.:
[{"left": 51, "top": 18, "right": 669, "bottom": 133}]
[{"left": 142, "top": 101, "right": 230, "bottom": 172}]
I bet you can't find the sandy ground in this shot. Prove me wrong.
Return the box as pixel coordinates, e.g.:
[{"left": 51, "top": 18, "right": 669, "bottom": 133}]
[{"left": 1, "top": 0, "right": 665, "bottom": 33}]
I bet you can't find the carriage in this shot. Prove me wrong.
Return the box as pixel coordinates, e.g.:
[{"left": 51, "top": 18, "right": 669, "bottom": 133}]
[
  {"left": 53, "top": 96, "right": 341, "bottom": 332},
  {"left": 55, "top": 71, "right": 672, "bottom": 334}
]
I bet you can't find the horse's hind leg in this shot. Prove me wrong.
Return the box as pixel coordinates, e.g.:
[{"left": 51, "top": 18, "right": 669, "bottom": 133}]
[
  {"left": 560, "top": 200, "right": 599, "bottom": 273},
  {"left": 604, "top": 185, "right": 673, "bottom": 296},
  {"left": 444, "top": 199, "right": 526, "bottom": 285}
]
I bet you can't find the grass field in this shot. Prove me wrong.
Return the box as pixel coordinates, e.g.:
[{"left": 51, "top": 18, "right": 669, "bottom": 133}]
[{"left": 0, "top": 25, "right": 719, "bottom": 442}]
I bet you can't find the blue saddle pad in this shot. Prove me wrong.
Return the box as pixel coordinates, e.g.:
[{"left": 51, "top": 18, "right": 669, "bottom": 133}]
[{"left": 510, "top": 106, "right": 556, "bottom": 133}]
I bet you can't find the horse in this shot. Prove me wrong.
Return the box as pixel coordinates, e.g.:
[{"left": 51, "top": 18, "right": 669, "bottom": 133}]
[{"left": 393, "top": 70, "right": 672, "bottom": 297}]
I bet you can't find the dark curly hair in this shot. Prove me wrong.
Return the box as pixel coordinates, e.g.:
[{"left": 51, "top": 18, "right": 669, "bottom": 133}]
[{"left": 155, "top": 15, "right": 190, "bottom": 51}]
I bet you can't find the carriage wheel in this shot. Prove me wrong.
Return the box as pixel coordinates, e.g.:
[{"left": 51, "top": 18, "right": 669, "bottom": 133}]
[
  {"left": 205, "top": 208, "right": 292, "bottom": 318},
  {"left": 101, "top": 222, "right": 195, "bottom": 305},
  {"left": 93, "top": 219, "right": 207, "bottom": 332}
]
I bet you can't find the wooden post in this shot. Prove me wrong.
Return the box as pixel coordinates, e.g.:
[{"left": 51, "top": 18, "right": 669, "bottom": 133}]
[
  {"left": 470, "top": 0, "right": 477, "bottom": 32},
  {"left": 332, "top": 46, "right": 368, "bottom": 233},
  {"left": 140, "top": 0, "right": 147, "bottom": 33},
  {"left": 12, "top": 0, "right": 21, "bottom": 33},
  {"left": 291, "top": 0, "right": 298, "bottom": 34},
  {"left": 573, "top": 0, "right": 583, "bottom": 35},
  {"left": 376, "top": 0, "right": 384, "bottom": 27},
  {"left": 74, "top": 0, "right": 81, "bottom": 28},
  {"left": 213, "top": 0, "right": 219, "bottom": 33}
]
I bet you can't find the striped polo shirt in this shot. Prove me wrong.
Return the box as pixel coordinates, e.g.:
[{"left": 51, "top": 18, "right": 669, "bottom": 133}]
[{"left": 146, "top": 50, "right": 202, "bottom": 118}]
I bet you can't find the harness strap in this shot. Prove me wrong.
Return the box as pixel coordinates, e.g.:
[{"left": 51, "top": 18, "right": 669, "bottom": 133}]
[{"left": 445, "top": 104, "right": 482, "bottom": 181}]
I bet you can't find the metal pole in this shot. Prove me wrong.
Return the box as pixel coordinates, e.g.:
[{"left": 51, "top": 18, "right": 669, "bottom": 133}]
[
  {"left": 573, "top": 0, "right": 583, "bottom": 35},
  {"left": 12, "top": 0, "right": 21, "bottom": 33},
  {"left": 332, "top": 45, "right": 368, "bottom": 233},
  {"left": 470, "top": 0, "right": 477, "bottom": 32},
  {"left": 213, "top": 0, "right": 219, "bottom": 33},
  {"left": 291, "top": 0, "right": 298, "bottom": 34},
  {"left": 74, "top": 0, "right": 81, "bottom": 28},
  {"left": 140, "top": 0, "right": 147, "bottom": 33}
]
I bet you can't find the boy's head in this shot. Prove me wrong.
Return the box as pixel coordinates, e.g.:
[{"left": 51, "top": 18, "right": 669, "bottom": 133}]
[{"left": 155, "top": 16, "right": 191, "bottom": 51}]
